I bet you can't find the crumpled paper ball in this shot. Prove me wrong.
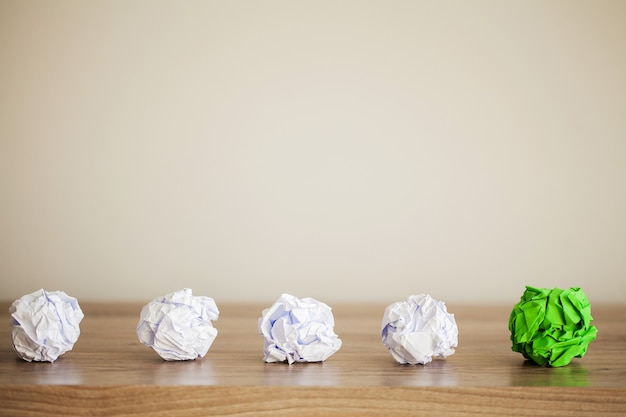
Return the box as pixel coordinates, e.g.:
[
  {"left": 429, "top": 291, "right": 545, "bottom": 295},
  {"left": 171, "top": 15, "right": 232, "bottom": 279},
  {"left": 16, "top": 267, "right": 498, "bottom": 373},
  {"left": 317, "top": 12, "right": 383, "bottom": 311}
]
[
  {"left": 137, "top": 288, "right": 219, "bottom": 361},
  {"left": 258, "top": 293, "right": 342, "bottom": 364},
  {"left": 9, "top": 289, "right": 84, "bottom": 362},
  {"left": 381, "top": 294, "right": 458, "bottom": 365},
  {"left": 509, "top": 286, "right": 597, "bottom": 367}
]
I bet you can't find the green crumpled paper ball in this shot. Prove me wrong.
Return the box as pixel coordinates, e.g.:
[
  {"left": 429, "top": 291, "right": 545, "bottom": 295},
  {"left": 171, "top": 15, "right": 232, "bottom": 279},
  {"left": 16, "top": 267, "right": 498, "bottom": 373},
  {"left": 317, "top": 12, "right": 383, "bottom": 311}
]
[{"left": 508, "top": 286, "right": 597, "bottom": 367}]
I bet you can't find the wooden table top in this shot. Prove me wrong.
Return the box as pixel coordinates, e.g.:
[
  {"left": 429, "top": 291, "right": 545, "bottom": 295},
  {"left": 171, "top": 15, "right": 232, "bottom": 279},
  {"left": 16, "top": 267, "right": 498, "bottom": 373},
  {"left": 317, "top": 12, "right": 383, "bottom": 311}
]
[{"left": 0, "top": 302, "right": 625, "bottom": 416}]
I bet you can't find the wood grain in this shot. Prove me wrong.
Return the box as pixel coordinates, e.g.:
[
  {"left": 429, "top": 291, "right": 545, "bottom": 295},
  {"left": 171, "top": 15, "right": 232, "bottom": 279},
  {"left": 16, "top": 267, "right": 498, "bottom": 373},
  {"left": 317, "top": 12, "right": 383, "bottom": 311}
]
[
  {"left": 1, "top": 385, "right": 626, "bottom": 417},
  {"left": 0, "top": 303, "right": 625, "bottom": 416}
]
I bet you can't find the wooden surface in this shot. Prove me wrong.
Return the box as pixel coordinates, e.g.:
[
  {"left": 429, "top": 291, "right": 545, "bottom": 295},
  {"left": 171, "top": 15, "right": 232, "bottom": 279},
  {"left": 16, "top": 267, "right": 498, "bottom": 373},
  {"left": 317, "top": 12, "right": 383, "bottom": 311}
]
[{"left": 0, "top": 302, "right": 625, "bottom": 416}]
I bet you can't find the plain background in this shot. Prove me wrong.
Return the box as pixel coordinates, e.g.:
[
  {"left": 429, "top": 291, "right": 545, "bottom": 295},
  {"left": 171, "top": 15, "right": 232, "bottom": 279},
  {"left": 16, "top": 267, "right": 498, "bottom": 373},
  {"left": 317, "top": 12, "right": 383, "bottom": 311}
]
[{"left": 1, "top": 0, "right": 625, "bottom": 305}]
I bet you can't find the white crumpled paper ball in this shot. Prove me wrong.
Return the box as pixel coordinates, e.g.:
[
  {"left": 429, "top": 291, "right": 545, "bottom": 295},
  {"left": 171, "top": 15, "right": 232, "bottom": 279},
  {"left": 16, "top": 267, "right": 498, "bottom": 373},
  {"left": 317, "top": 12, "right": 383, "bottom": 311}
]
[
  {"left": 259, "top": 293, "right": 342, "bottom": 364},
  {"left": 137, "top": 288, "right": 219, "bottom": 361},
  {"left": 381, "top": 294, "right": 458, "bottom": 365},
  {"left": 10, "top": 289, "right": 84, "bottom": 362}
]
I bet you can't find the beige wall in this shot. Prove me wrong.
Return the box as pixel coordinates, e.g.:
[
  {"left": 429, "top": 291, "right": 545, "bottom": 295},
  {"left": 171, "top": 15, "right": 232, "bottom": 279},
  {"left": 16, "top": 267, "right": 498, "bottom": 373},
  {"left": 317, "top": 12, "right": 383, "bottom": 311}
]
[{"left": 1, "top": 0, "right": 625, "bottom": 304}]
